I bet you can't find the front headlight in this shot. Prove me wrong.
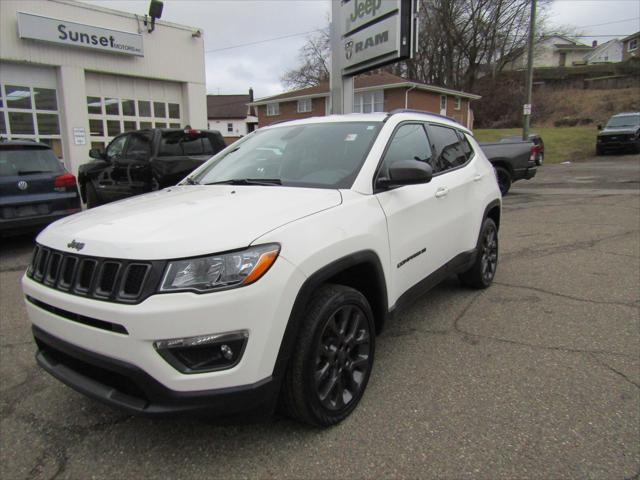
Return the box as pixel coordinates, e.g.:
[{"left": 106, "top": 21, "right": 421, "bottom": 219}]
[{"left": 160, "top": 243, "right": 280, "bottom": 293}]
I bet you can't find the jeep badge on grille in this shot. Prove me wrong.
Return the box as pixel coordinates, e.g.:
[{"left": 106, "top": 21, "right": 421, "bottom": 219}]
[{"left": 67, "top": 239, "right": 85, "bottom": 251}]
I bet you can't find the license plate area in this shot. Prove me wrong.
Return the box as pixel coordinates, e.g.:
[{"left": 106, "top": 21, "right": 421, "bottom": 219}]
[{"left": 2, "top": 204, "right": 50, "bottom": 219}]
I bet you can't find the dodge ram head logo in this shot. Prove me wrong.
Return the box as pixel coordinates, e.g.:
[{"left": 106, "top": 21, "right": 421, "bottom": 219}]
[
  {"left": 345, "top": 40, "right": 354, "bottom": 60},
  {"left": 67, "top": 239, "right": 85, "bottom": 251}
]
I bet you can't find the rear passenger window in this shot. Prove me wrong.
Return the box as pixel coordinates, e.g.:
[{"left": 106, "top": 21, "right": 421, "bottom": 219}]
[
  {"left": 426, "top": 124, "right": 469, "bottom": 173},
  {"left": 379, "top": 124, "right": 432, "bottom": 178},
  {"left": 158, "top": 133, "right": 217, "bottom": 157}
]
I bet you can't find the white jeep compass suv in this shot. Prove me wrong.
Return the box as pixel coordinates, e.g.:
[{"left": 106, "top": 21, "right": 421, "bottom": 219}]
[{"left": 22, "top": 111, "right": 501, "bottom": 426}]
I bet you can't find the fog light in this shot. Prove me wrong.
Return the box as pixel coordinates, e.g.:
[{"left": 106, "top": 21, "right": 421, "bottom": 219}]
[{"left": 154, "top": 331, "right": 248, "bottom": 374}]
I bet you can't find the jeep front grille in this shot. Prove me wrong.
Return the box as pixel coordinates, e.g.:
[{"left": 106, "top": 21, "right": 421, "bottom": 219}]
[{"left": 27, "top": 245, "right": 164, "bottom": 304}]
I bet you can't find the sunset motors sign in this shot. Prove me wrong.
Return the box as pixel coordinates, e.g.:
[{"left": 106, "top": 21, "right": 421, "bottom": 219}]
[{"left": 17, "top": 12, "right": 144, "bottom": 57}]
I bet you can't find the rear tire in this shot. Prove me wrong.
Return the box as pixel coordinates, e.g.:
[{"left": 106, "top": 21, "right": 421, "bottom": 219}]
[
  {"left": 459, "top": 218, "right": 498, "bottom": 289},
  {"left": 85, "top": 182, "right": 100, "bottom": 209},
  {"left": 495, "top": 166, "right": 511, "bottom": 195},
  {"left": 281, "top": 284, "right": 375, "bottom": 427}
]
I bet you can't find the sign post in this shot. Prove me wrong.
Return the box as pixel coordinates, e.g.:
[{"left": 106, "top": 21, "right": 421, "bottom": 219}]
[{"left": 330, "top": 0, "right": 417, "bottom": 114}]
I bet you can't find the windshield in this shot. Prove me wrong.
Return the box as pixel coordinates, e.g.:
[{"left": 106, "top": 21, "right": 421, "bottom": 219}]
[
  {"left": 606, "top": 114, "right": 640, "bottom": 128},
  {"left": 190, "top": 122, "right": 382, "bottom": 189},
  {"left": 0, "top": 147, "right": 62, "bottom": 176}
]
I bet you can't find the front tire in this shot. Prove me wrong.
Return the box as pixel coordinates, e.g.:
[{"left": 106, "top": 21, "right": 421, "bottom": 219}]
[
  {"left": 459, "top": 218, "right": 499, "bottom": 289},
  {"left": 281, "top": 284, "right": 375, "bottom": 427}
]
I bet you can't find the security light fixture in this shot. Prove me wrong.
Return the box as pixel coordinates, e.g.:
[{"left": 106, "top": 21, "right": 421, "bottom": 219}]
[{"left": 144, "top": 0, "right": 163, "bottom": 33}]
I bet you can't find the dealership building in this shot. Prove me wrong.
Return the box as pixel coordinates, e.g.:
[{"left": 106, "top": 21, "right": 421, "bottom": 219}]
[{"left": 0, "top": 0, "right": 207, "bottom": 175}]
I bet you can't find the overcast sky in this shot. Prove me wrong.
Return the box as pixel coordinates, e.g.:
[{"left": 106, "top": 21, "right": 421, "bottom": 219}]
[{"left": 84, "top": 0, "right": 639, "bottom": 99}]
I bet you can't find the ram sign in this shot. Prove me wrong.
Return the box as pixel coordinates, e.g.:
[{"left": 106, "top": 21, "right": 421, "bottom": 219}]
[{"left": 339, "top": 0, "right": 415, "bottom": 76}]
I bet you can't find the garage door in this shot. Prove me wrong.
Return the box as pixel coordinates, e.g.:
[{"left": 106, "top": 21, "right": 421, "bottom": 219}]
[{"left": 85, "top": 72, "right": 183, "bottom": 151}]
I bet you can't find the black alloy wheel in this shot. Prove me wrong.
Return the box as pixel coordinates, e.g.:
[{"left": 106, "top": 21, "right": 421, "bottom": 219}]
[
  {"left": 459, "top": 217, "right": 499, "bottom": 289},
  {"left": 480, "top": 225, "right": 498, "bottom": 284},
  {"left": 281, "top": 284, "right": 375, "bottom": 427},
  {"left": 314, "top": 304, "right": 372, "bottom": 411}
]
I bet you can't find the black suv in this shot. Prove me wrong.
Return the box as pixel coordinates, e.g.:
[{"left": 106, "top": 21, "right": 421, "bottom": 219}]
[
  {"left": 79, "top": 128, "right": 226, "bottom": 208},
  {"left": 0, "top": 140, "right": 81, "bottom": 236},
  {"left": 596, "top": 112, "right": 640, "bottom": 155}
]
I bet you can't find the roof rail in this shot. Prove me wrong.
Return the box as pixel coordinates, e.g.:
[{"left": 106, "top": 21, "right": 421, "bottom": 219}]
[{"left": 384, "top": 109, "right": 461, "bottom": 125}]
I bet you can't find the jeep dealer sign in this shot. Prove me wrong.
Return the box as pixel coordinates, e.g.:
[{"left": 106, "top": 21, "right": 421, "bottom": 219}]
[
  {"left": 339, "top": 0, "right": 415, "bottom": 76},
  {"left": 17, "top": 12, "right": 144, "bottom": 57}
]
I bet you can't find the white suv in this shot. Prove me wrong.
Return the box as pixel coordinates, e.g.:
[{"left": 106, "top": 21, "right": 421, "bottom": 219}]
[{"left": 22, "top": 111, "right": 501, "bottom": 426}]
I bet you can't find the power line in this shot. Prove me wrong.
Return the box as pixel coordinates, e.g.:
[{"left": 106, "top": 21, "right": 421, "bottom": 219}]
[
  {"left": 205, "top": 28, "right": 325, "bottom": 53},
  {"left": 577, "top": 17, "right": 640, "bottom": 28}
]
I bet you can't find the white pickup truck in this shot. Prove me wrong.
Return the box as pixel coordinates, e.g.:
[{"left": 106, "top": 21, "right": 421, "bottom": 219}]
[{"left": 22, "top": 111, "right": 501, "bottom": 426}]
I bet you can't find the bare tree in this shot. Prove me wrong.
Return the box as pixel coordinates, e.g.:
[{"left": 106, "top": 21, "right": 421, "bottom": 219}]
[
  {"left": 281, "top": 28, "right": 330, "bottom": 89},
  {"left": 283, "top": 0, "right": 551, "bottom": 92}
]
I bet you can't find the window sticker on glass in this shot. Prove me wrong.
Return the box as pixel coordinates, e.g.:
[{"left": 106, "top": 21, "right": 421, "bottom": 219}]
[
  {"left": 345, "top": 133, "right": 358, "bottom": 141},
  {"left": 367, "top": 125, "right": 376, "bottom": 130}
]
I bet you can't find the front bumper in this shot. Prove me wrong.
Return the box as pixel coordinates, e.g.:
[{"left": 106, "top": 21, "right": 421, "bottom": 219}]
[
  {"left": 597, "top": 135, "right": 639, "bottom": 150},
  {"left": 22, "top": 254, "right": 306, "bottom": 413},
  {"left": 33, "top": 326, "right": 278, "bottom": 415}
]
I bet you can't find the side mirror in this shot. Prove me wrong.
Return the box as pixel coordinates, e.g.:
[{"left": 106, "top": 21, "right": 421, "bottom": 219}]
[
  {"left": 597, "top": 124, "right": 602, "bottom": 130},
  {"left": 377, "top": 160, "right": 433, "bottom": 188},
  {"left": 89, "top": 148, "right": 105, "bottom": 160}
]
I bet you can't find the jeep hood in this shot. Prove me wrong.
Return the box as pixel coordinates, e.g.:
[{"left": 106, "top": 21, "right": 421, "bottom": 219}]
[{"left": 38, "top": 186, "right": 342, "bottom": 259}]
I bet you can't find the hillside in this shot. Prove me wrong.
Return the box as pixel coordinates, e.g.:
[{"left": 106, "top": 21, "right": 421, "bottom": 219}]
[{"left": 473, "top": 59, "right": 640, "bottom": 128}]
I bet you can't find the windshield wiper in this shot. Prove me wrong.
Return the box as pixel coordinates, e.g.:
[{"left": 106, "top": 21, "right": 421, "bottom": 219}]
[
  {"left": 184, "top": 177, "right": 199, "bottom": 185},
  {"left": 204, "top": 178, "right": 282, "bottom": 186}
]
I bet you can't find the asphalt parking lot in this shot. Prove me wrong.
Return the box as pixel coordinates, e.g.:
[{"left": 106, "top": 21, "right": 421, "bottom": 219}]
[{"left": 1, "top": 154, "right": 639, "bottom": 480}]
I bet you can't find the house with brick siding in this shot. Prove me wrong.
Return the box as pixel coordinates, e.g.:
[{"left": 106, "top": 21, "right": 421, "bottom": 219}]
[{"left": 249, "top": 72, "right": 481, "bottom": 129}]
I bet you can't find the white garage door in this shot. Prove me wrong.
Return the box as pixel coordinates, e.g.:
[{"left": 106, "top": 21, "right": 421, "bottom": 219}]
[{"left": 85, "top": 72, "right": 183, "bottom": 150}]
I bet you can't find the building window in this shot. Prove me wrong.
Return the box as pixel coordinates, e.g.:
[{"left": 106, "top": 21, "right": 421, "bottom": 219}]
[
  {"left": 104, "top": 98, "right": 119, "bottom": 116},
  {"left": 297, "top": 98, "right": 312, "bottom": 113},
  {"left": 87, "top": 97, "right": 102, "bottom": 114},
  {"left": 454, "top": 97, "right": 461, "bottom": 110},
  {"left": 266, "top": 103, "right": 279, "bottom": 116},
  {"left": 138, "top": 100, "right": 151, "bottom": 117},
  {"left": 168, "top": 103, "right": 180, "bottom": 119},
  {"left": 0, "top": 84, "right": 62, "bottom": 157},
  {"left": 227, "top": 123, "right": 233, "bottom": 133},
  {"left": 440, "top": 95, "right": 447, "bottom": 112},
  {"left": 121, "top": 99, "right": 136, "bottom": 116},
  {"left": 629, "top": 38, "right": 638, "bottom": 51},
  {"left": 353, "top": 90, "right": 384, "bottom": 113},
  {"left": 87, "top": 96, "right": 181, "bottom": 144}
]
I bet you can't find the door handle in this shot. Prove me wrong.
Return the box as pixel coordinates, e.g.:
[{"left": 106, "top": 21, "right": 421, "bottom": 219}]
[
  {"left": 435, "top": 187, "right": 449, "bottom": 199},
  {"left": 473, "top": 174, "right": 483, "bottom": 182}
]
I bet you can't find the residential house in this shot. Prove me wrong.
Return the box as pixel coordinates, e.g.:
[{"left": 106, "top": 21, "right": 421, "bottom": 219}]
[
  {"left": 584, "top": 39, "right": 623, "bottom": 64},
  {"left": 206, "top": 89, "right": 258, "bottom": 144},
  {"left": 249, "top": 72, "right": 481, "bottom": 129},
  {"left": 622, "top": 31, "right": 639, "bottom": 61},
  {"left": 503, "top": 35, "right": 595, "bottom": 70}
]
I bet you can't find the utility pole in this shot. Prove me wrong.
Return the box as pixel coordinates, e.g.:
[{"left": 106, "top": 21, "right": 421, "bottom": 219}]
[{"left": 523, "top": 0, "right": 536, "bottom": 140}]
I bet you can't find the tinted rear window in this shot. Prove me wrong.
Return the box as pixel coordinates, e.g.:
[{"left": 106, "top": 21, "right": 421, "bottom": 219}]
[
  {"left": 0, "top": 147, "right": 62, "bottom": 176},
  {"left": 158, "top": 132, "right": 220, "bottom": 157}
]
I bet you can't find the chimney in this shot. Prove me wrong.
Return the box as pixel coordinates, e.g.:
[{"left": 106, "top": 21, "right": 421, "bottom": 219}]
[
  {"left": 249, "top": 87, "right": 254, "bottom": 103},
  {"left": 592, "top": 40, "right": 598, "bottom": 47}
]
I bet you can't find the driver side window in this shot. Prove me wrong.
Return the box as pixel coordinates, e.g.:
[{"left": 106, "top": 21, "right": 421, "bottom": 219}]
[
  {"left": 106, "top": 135, "right": 128, "bottom": 161},
  {"left": 380, "top": 124, "right": 432, "bottom": 178}
]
